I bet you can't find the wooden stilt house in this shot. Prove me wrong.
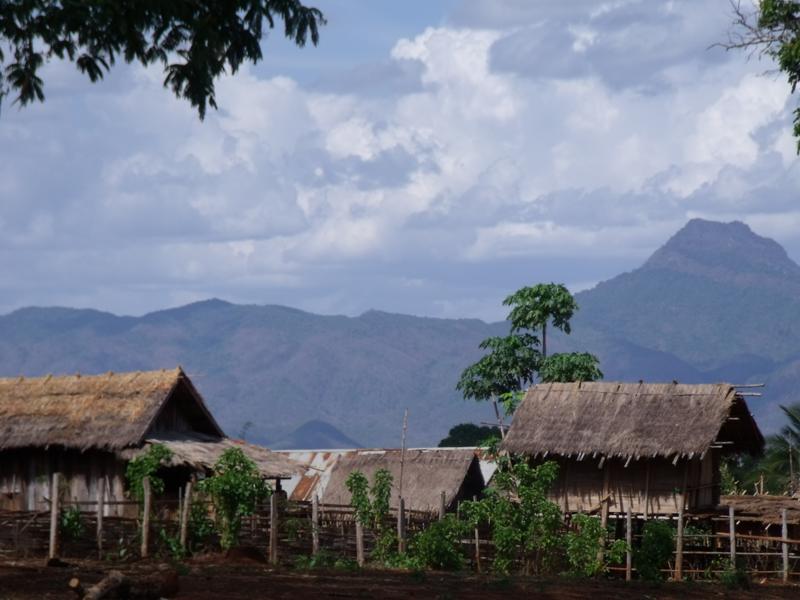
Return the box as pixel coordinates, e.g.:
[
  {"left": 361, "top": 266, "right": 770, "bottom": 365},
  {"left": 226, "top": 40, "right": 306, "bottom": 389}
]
[
  {"left": 0, "top": 368, "right": 299, "bottom": 515},
  {"left": 501, "top": 382, "right": 764, "bottom": 516}
]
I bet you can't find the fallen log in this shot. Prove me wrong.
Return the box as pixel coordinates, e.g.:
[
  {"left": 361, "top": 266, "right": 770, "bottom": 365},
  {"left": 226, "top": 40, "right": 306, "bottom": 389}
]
[{"left": 67, "top": 568, "right": 179, "bottom": 600}]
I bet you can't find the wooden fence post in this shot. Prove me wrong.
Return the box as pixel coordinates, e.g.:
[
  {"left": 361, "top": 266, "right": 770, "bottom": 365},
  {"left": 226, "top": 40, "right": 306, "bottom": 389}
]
[
  {"left": 179, "top": 479, "right": 193, "bottom": 550},
  {"left": 140, "top": 476, "right": 151, "bottom": 559},
  {"left": 48, "top": 472, "right": 60, "bottom": 560},
  {"left": 439, "top": 491, "right": 446, "bottom": 521},
  {"left": 96, "top": 479, "right": 105, "bottom": 559},
  {"left": 312, "top": 495, "right": 320, "bottom": 556},
  {"left": 269, "top": 493, "right": 278, "bottom": 566},
  {"left": 355, "top": 520, "right": 365, "bottom": 567},
  {"left": 472, "top": 495, "right": 481, "bottom": 573},
  {"left": 782, "top": 508, "right": 789, "bottom": 583},
  {"left": 397, "top": 497, "right": 406, "bottom": 554},
  {"left": 728, "top": 505, "right": 736, "bottom": 565},
  {"left": 675, "top": 505, "right": 684, "bottom": 581},
  {"left": 625, "top": 510, "right": 632, "bottom": 582}
]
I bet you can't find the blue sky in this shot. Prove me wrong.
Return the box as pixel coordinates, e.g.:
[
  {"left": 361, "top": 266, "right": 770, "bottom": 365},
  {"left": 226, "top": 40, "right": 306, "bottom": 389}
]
[{"left": 1, "top": 0, "right": 798, "bottom": 320}]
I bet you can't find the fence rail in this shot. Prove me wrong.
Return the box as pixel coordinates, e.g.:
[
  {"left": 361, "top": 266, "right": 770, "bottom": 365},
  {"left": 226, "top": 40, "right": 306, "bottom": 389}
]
[{"left": 2, "top": 473, "right": 799, "bottom": 582}]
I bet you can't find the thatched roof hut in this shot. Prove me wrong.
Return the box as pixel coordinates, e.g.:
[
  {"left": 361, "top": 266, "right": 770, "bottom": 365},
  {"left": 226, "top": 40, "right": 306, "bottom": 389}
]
[
  {"left": 280, "top": 448, "right": 489, "bottom": 513},
  {"left": 500, "top": 382, "right": 764, "bottom": 516},
  {"left": 502, "top": 382, "right": 763, "bottom": 460},
  {"left": 321, "top": 448, "right": 484, "bottom": 513},
  {"left": 0, "top": 367, "right": 222, "bottom": 451},
  {"left": 0, "top": 368, "right": 300, "bottom": 513}
]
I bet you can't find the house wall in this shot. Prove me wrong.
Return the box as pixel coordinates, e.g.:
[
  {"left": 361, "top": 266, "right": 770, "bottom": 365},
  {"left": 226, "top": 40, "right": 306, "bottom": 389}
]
[
  {"left": 536, "top": 452, "right": 718, "bottom": 516},
  {"left": 0, "top": 448, "right": 130, "bottom": 516}
]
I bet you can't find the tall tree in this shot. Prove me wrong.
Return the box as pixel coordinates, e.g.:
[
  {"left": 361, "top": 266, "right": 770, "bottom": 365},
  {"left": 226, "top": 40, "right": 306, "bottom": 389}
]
[
  {"left": 538, "top": 352, "right": 603, "bottom": 384},
  {"left": 723, "top": 0, "right": 800, "bottom": 151},
  {"left": 0, "top": 0, "right": 324, "bottom": 119},
  {"left": 503, "top": 283, "right": 577, "bottom": 358}
]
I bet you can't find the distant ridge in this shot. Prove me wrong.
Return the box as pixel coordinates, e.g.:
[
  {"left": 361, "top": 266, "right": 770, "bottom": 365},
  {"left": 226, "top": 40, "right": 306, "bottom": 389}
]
[{"left": 269, "top": 420, "right": 363, "bottom": 450}]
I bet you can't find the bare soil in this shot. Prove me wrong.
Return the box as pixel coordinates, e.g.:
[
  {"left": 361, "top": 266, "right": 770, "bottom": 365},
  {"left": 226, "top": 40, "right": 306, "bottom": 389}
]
[{"left": 1, "top": 558, "right": 798, "bottom": 599}]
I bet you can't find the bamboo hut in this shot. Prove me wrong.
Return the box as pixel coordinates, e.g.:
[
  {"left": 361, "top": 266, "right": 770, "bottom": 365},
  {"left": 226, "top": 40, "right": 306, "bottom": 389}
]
[
  {"left": 280, "top": 448, "right": 489, "bottom": 513},
  {"left": 0, "top": 368, "right": 299, "bottom": 515},
  {"left": 501, "top": 382, "right": 764, "bottom": 516}
]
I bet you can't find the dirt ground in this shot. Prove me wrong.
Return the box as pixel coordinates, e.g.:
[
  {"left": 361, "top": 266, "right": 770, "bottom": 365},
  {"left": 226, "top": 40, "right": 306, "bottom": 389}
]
[{"left": 1, "top": 558, "right": 799, "bottom": 600}]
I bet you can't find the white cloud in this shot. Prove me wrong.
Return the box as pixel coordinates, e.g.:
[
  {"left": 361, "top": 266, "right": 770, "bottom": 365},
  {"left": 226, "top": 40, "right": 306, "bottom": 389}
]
[{"left": 0, "top": 0, "right": 798, "bottom": 320}]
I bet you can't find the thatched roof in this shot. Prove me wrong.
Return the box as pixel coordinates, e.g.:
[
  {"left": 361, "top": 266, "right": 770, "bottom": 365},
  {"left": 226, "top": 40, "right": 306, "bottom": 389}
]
[
  {"left": 320, "top": 448, "right": 482, "bottom": 512},
  {"left": 0, "top": 367, "right": 224, "bottom": 451},
  {"left": 501, "top": 382, "right": 764, "bottom": 460},
  {"left": 120, "top": 434, "right": 304, "bottom": 479},
  {"left": 720, "top": 495, "right": 800, "bottom": 525}
]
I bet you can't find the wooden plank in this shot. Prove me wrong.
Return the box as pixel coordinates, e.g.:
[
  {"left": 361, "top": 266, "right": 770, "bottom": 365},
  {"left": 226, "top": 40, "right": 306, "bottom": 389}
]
[
  {"left": 96, "top": 478, "right": 104, "bottom": 559},
  {"left": 312, "top": 494, "right": 320, "bottom": 556},
  {"left": 140, "top": 476, "right": 151, "bottom": 559},
  {"left": 625, "top": 510, "right": 632, "bottom": 582},
  {"left": 48, "top": 472, "right": 60, "bottom": 559},
  {"left": 355, "top": 520, "right": 365, "bottom": 567},
  {"left": 269, "top": 493, "right": 278, "bottom": 566},
  {"left": 439, "top": 491, "right": 446, "bottom": 521},
  {"left": 675, "top": 504, "right": 684, "bottom": 580},
  {"left": 179, "top": 479, "right": 192, "bottom": 550},
  {"left": 729, "top": 505, "right": 736, "bottom": 564},
  {"left": 397, "top": 497, "right": 407, "bottom": 554},
  {"left": 782, "top": 508, "right": 789, "bottom": 583}
]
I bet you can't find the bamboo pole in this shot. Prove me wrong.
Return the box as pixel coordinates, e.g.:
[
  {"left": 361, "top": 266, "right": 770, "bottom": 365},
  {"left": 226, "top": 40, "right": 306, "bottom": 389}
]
[
  {"left": 269, "top": 493, "right": 278, "bottom": 566},
  {"left": 782, "top": 508, "right": 789, "bottom": 583},
  {"left": 625, "top": 510, "right": 632, "bottom": 582},
  {"left": 397, "top": 497, "right": 406, "bottom": 554},
  {"left": 179, "top": 479, "right": 193, "bottom": 550},
  {"left": 356, "top": 520, "right": 365, "bottom": 567},
  {"left": 675, "top": 504, "right": 684, "bottom": 581},
  {"left": 48, "top": 472, "right": 60, "bottom": 560},
  {"left": 96, "top": 479, "right": 104, "bottom": 559},
  {"left": 312, "top": 494, "right": 320, "bottom": 556},
  {"left": 439, "top": 491, "right": 446, "bottom": 521},
  {"left": 140, "top": 476, "right": 151, "bottom": 559},
  {"left": 728, "top": 505, "right": 736, "bottom": 565},
  {"left": 398, "top": 408, "right": 409, "bottom": 501}
]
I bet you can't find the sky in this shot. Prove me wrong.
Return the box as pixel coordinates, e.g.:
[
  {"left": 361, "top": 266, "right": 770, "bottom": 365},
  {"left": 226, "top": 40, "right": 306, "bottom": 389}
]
[{"left": 1, "top": 0, "right": 798, "bottom": 321}]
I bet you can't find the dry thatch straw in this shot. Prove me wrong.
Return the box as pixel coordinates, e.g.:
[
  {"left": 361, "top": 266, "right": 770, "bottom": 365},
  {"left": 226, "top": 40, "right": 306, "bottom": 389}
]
[
  {"left": 0, "top": 367, "right": 222, "bottom": 451},
  {"left": 720, "top": 495, "right": 800, "bottom": 525},
  {"left": 501, "top": 381, "right": 764, "bottom": 460},
  {"left": 321, "top": 448, "right": 482, "bottom": 512}
]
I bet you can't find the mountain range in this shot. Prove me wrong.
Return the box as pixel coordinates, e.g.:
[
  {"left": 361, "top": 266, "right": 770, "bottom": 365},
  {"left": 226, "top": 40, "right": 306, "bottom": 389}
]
[{"left": 0, "top": 218, "right": 792, "bottom": 446}]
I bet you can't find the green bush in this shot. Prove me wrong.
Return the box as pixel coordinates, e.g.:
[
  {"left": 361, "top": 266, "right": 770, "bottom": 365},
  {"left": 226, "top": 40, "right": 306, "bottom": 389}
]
[
  {"left": 125, "top": 443, "right": 173, "bottom": 502},
  {"left": 199, "top": 447, "right": 271, "bottom": 551},
  {"left": 407, "top": 515, "right": 467, "bottom": 571},
  {"left": 60, "top": 505, "right": 85, "bottom": 541},
  {"left": 565, "top": 514, "right": 627, "bottom": 577},
  {"left": 635, "top": 520, "right": 674, "bottom": 581},
  {"left": 345, "top": 468, "right": 395, "bottom": 563}
]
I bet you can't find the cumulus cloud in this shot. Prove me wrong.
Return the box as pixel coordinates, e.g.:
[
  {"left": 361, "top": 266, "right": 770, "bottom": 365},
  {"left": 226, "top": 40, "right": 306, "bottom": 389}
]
[{"left": 0, "top": 0, "right": 797, "bottom": 321}]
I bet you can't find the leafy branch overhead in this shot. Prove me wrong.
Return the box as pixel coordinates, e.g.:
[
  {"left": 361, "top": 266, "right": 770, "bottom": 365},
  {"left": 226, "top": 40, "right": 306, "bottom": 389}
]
[
  {"left": 0, "top": 0, "right": 325, "bottom": 118},
  {"left": 724, "top": 0, "right": 800, "bottom": 152}
]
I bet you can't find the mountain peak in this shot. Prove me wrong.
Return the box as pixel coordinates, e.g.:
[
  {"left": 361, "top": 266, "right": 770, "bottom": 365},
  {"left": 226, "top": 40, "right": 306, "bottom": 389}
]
[{"left": 643, "top": 218, "right": 800, "bottom": 280}]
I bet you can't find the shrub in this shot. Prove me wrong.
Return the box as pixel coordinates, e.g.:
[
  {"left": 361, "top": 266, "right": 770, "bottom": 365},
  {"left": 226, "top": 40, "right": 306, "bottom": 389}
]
[
  {"left": 635, "top": 520, "right": 674, "bottom": 581},
  {"left": 125, "top": 443, "right": 173, "bottom": 502},
  {"left": 60, "top": 505, "right": 85, "bottom": 541},
  {"left": 407, "top": 515, "right": 467, "bottom": 571},
  {"left": 199, "top": 447, "right": 271, "bottom": 551},
  {"left": 345, "top": 468, "right": 395, "bottom": 563},
  {"left": 565, "top": 514, "right": 626, "bottom": 577}
]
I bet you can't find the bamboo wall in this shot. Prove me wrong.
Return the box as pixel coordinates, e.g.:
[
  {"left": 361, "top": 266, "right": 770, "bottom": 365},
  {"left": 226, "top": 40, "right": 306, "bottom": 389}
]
[
  {"left": 540, "top": 453, "right": 719, "bottom": 516},
  {"left": 0, "top": 448, "right": 129, "bottom": 516}
]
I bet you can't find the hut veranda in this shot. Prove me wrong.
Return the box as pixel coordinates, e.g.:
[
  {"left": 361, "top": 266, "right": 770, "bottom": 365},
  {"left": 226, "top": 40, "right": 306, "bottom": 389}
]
[
  {"left": 501, "top": 382, "right": 765, "bottom": 517},
  {"left": 0, "top": 368, "right": 298, "bottom": 516}
]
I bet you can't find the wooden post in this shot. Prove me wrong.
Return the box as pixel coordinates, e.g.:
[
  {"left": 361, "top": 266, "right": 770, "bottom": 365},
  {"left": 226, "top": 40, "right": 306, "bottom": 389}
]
[
  {"left": 439, "top": 491, "right": 446, "bottom": 521},
  {"left": 312, "top": 494, "right": 320, "bottom": 556},
  {"left": 675, "top": 505, "right": 684, "bottom": 581},
  {"left": 397, "top": 497, "right": 406, "bottom": 554},
  {"left": 48, "top": 472, "right": 60, "bottom": 560},
  {"left": 782, "top": 508, "right": 789, "bottom": 583},
  {"left": 728, "top": 505, "right": 736, "bottom": 565},
  {"left": 179, "top": 479, "right": 193, "bottom": 550},
  {"left": 140, "top": 476, "right": 151, "bottom": 559},
  {"left": 625, "top": 510, "right": 632, "bottom": 582},
  {"left": 355, "top": 520, "right": 365, "bottom": 567},
  {"left": 398, "top": 408, "right": 409, "bottom": 501},
  {"left": 597, "top": 463, "right": 610, "bottom": 564},
  {"left": 269, "top": 493, "right": 278, "bottom": 566},
  {"left": 472, "top": 495, "right": 481, "bottom": 573},
  {"left": 96, "top": 478, "right": 104, "bottom": 559}
]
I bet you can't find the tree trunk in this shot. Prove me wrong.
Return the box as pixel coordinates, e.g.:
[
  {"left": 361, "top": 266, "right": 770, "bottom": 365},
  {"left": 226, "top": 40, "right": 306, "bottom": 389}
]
[{"left": 542, "top": 322, "right": 547, "bottom": 359}]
